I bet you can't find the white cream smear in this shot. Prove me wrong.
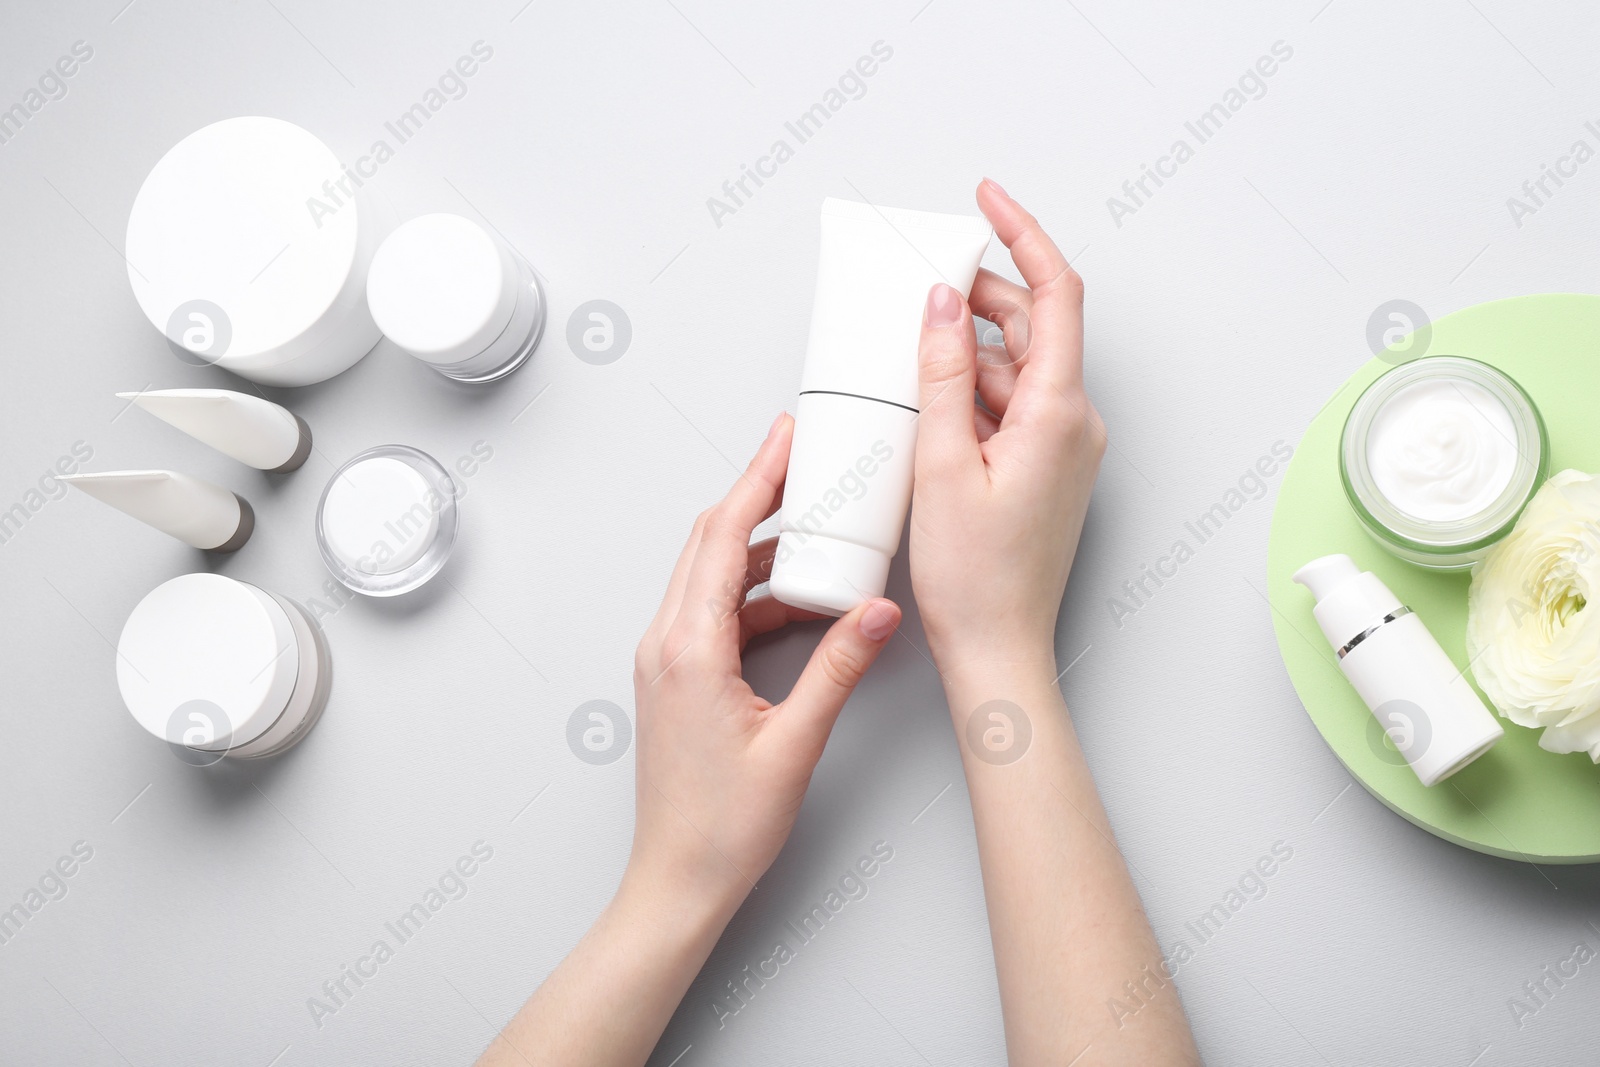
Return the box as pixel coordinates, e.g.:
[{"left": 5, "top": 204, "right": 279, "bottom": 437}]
[{"left": 1367, "top": 378, "right": 1518, "bottom": 523}]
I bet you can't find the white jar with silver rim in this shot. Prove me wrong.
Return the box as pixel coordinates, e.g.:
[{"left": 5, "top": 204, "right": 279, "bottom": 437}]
[
  {"left": 366, "top": 213, "right": 545, "bottom": 383},
  {"left": 117, "top": 573, "right": 331, "bottom": 762}
]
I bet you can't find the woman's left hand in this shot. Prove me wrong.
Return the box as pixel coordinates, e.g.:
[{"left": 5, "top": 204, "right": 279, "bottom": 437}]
[
  {"left": 626, "top": 411, "right": 903, "bottom": 918},
  {"left": 481, "top": 412, "right": 901, "bottom": 1067}
]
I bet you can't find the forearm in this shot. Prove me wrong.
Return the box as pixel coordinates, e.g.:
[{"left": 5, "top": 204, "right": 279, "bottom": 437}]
[
  {"left": 478, "top": 869, "right": 740, "bottom": 1067},
  {"left": 942, "top": 654, "right": 1198, "bottom": 1066}
]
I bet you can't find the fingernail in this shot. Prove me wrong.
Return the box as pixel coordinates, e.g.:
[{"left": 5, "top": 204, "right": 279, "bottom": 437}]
[
  {"left": 767, "top": 411, "right": 787, "bottom": 438},
  {"left": 859, "top": 598, "right": 900, "bottom": 642},
  {"left": 983, "top": 176, "right": 1008, "bottom": 197},
  {"left": 925, "top": 284, "right": 962, "bottom": 328}
]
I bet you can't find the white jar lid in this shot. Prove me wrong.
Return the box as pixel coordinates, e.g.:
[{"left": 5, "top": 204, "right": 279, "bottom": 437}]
[
  {"left": 126, "top": 117, "right": 366, "bottom": 377},
  {"left": 366, "top": 213, "right": 519, "bottom": 366},
  {"left": 116, "top": 573, "right": 301, "bottom": 750}
]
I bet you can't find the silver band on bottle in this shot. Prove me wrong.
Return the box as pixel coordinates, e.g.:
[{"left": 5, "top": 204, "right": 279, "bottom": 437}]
[{"left": 1336, "top": 606, "right": 1414, "bottom": 660}]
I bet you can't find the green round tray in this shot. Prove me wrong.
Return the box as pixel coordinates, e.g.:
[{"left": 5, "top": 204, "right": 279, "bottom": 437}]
[{"left": 1268, "top": 293, "right": 1600, "bottom": 864}]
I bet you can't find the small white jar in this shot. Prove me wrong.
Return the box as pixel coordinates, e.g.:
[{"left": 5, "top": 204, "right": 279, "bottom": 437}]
[
  {"left": 316, "top": 445, "right": 460, "bottom": 596},
  {"left": 117, "top": 573, "right": 331, "bottom": 762},
  {"left": 126, "top": 117, "right": 386, "bottom": 386},
  {"left": 365, "top": 213, "right": 545, "bottom": 383}
]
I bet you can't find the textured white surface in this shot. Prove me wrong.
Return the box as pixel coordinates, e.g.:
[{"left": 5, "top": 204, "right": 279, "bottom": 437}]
[{"left": 2, "top": 1, "right": 1599, "bottom": 1065}]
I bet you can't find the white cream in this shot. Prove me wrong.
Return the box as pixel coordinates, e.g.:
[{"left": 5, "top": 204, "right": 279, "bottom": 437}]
[
  {"left": 1366, "top": 377, "right": 1518, "bottom": 523},
  {"left": 321, "top": 456, "right": 439, "bottom": 575},
  {"left": 316, "top": 445, "right": 459, "bottom": 596}
]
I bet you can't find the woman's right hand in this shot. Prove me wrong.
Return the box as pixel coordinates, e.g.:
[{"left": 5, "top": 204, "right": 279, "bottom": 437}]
[
  {"left": 909, "top": 179, "right": 1105, "bottom": 682},
  {"left": 910, "top": 184, "right": 1198, "bottom": 1066}
]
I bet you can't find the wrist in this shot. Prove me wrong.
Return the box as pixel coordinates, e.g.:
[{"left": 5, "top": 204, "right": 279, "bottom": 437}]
[
  {"left": 606, "top": 862, "right": 740, "bottom": 971},
  {"left": 932, "top": 641, "right": 1059, "bottom": 698},
  {"left": 937, "top": 649, "right": 1063, "bottom": 725},
  {"left": 617, "top": 848, "right": 749, "bottom": 939}
]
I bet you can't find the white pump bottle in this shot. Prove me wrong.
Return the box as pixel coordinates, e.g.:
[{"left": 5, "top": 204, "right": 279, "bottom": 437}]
[{"left": 1293, "top": 554, "right": 1503, "bottom": 786}]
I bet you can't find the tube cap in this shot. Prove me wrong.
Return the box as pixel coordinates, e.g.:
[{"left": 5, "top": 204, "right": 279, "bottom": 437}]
[{"left": 769, "top": 532, "right": 889, "bottom": 617}]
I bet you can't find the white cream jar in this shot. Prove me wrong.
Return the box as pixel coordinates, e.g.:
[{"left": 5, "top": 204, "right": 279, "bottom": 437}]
[
  {"left": 366, "top": 213, "right": 545, "bottom": 383},
  {"left": 1341, "top": 356, "right": 1548, "bottom": 569},
  {"left": 316, "top": 445, "right": 459, "bottom": 596},
  {"left": 117, "top": 573, "right": 331, "bottom": 762},
  {"left": 126, "top": 117, "right": 387, "bottom": 386}
]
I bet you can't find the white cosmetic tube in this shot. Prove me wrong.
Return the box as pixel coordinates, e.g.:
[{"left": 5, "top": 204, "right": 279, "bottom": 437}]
[
  {"left": 116, "top": 388, "right": 312, "bottom": 471},
  {"left": 61, "top": 470, "right": 253, "bottom": 552},
  {"left": 769, "top": 199, "right": 992, "bottom": 616}
]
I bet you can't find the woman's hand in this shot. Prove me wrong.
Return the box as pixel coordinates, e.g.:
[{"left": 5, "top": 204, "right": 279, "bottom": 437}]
[
  {"left": 626, "top": 411, "right": 902, "bottom": 920},
  {"left": 480, "top": 413, "right": 901, "bottom": 1067},
  {"left": 909, "top": 179, "right": 1105, "bottom": 682},
  {"left": 906, "top": 182, "right": 1199, "bottom": 1065}
]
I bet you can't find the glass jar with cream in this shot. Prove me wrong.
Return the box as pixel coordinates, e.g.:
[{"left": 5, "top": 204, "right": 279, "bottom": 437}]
[
  {"left": 316, "top": 445, "right": 460, "bottom": 596},
  {"left": 1340, "top": 355, "right": 1547, "bottom": 569}
]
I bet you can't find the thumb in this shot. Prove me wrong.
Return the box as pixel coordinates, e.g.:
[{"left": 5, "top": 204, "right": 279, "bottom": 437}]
[
  {"left": 916, "top": 283, "right": 981, "bottom": 479},
  {"left": 776, "top": 598, "right": 902, "bottom": 754}
]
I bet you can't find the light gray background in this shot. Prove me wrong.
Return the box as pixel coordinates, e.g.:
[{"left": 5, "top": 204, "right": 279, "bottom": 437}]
[{"left": 2, "top": 0, "right": 1598, "bottom": 1063}]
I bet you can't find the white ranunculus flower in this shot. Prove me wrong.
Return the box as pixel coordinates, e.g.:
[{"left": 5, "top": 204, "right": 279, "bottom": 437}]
[{"left": 1466, "top": 469, "right": 1600, "bottom": 761}]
